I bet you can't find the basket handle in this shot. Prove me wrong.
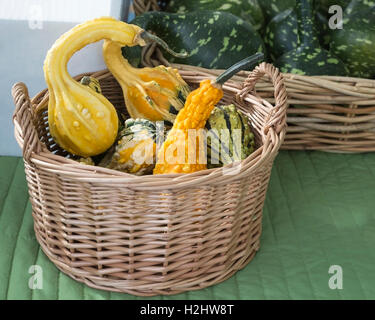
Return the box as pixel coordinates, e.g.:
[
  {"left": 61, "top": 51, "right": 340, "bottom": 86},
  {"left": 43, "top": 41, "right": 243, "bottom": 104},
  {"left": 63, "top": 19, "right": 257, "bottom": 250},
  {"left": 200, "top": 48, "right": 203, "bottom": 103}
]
[
  {"left": 12, "top": 82, "right": 42, "bottom": 162},
  {"left": 236, "top": 62, "right": 288, "bottom": 135}
]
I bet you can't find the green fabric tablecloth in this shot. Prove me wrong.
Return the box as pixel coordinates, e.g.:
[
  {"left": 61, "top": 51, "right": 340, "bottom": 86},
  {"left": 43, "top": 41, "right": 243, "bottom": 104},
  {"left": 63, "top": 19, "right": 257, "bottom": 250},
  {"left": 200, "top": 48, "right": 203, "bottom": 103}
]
[{"left": 1, "top": 151, "right": 374, "bottom": 300}]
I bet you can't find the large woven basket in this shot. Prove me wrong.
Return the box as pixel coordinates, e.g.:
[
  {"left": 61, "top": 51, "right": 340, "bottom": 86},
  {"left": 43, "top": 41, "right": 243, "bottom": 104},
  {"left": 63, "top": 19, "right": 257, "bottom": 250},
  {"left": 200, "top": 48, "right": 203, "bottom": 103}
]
[
  {"left": 133, "top": 0, "right": 375, "bottom": 153},
  {"left": 12, "top": 63, "right": 287, "bottom": 296}
]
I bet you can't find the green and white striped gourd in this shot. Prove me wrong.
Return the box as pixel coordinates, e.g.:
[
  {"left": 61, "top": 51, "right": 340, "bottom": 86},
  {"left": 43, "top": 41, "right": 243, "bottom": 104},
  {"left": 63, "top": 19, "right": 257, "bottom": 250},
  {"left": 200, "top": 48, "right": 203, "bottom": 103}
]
[{"left": 205, "top": 104, "right": 255, "bottom": 168}]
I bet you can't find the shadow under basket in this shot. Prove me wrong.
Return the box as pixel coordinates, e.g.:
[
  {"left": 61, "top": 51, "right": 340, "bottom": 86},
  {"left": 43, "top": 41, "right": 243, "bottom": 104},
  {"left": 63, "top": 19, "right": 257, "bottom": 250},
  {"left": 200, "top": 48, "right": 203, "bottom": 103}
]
[{"left": 12, "top": 62, "right": 287, "bottom": 296}]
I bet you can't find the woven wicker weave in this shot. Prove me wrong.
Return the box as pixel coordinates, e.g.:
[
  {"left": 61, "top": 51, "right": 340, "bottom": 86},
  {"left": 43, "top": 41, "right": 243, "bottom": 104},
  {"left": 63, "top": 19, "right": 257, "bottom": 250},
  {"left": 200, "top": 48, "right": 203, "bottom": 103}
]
[
  {"left": 132, "top": 0, "right": 375, "bottom": 153},
  {"left": 12, "top": 63, "right": 287, "bottom": 296}
]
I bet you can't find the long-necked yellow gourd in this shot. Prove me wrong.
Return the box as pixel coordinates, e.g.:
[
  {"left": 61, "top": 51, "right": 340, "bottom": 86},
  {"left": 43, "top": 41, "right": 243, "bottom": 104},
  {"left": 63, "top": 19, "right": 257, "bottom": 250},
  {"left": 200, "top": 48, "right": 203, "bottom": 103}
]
[
  {"left": 103, "top": 40, "right": 190, "bottom": 122},
  {"left": 44, "top": 17, "right": 186, "bottom": 157}
]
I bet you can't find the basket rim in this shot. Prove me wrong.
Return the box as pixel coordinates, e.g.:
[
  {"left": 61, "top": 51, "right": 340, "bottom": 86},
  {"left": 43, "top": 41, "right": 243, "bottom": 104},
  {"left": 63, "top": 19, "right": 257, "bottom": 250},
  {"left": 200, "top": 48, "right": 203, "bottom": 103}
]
[
  {"left": 27, "top": 140, "right": 271, "bottom": 181},
  {"left": 21, "top": 119, "right": 280, "bottom": 190}
]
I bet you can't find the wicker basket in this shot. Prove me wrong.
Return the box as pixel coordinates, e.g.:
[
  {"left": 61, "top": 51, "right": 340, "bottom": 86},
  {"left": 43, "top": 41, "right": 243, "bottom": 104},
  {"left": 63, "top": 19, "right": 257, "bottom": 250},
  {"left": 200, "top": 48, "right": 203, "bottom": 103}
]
[
  {"left": 12, "top": 63, "right": 288, "bottom": 296},
  {"left": 133, "top": 0, "right": 375, "bottom": 153}
]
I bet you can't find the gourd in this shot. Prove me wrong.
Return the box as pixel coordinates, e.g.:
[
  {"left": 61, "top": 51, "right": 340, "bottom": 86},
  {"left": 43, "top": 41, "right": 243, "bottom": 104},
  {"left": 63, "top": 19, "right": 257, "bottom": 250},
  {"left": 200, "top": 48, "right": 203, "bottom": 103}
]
[
  {"left": 275, "top": 0, "right": 348, "bottom": 76},
  {"left": 103, "top": 40, "right": 190, "bottom": 122},
  {"left": 330, "top": 0, "right": 375, "bottom": 78},
  {"left": 153, "top": 53, "right": 264, "bottom": 175},
  {"left": 100, "top": 118, "right": 157, "bottom": 175},
  {"left": 44, "top": 17, "right": 186, "bottom": 157},
  {"left": 264, "top": 8, "right": 329, "bottom": 61},
  {"left": 122, "top": 11, "right": 266, "bottom": 69},
  {"left": 206, "top": 104, "right": 256, "bottom": 168},
  {"left": 165, "top": 0, "right": 265, "bottom": 31}
]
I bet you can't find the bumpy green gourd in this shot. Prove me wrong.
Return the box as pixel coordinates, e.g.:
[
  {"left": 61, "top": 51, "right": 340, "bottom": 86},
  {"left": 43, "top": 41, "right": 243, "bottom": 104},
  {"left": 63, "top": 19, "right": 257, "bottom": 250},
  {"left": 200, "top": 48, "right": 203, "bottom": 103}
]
[
  {"left": 205, "top": 104, "right": 256, "bottom": 168},
  {"left": 275, "top": 0, "right": 348, "bottom": 76}
]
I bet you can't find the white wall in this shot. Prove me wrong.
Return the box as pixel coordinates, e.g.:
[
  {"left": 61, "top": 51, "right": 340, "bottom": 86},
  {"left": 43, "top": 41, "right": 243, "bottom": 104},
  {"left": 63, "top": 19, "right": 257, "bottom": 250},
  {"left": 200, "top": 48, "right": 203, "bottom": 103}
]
[
  {"left": 0, "top": 0, "right": 112, "bottom": 22},
  {"left": 0, "top": 0, "right": 129, "bottom": 156}
]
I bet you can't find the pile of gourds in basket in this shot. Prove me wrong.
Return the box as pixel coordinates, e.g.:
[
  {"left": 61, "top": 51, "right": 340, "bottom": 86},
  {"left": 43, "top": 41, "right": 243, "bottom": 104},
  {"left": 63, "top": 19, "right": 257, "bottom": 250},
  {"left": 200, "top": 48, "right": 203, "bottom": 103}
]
[{"left": 42, "top": 17, "right": 265, "bottom": 176}]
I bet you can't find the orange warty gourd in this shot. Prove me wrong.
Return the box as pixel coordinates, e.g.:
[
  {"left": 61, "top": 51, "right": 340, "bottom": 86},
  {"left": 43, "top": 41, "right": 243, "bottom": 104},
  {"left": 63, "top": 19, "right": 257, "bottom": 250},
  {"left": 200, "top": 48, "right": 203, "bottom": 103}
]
[{"left": 153, "top": 80, "right": 223, "bottom": 174}]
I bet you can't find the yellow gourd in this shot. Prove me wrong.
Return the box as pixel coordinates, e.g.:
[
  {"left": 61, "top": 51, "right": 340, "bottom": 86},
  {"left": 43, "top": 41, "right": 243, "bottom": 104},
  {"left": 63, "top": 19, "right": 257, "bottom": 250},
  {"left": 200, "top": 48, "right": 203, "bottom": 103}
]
[
  {"left": 102, "top": 40, "right": 190, "bottom": 122},
  {"left": 44, "top": 17, "right": 185, "bottom": 157}
]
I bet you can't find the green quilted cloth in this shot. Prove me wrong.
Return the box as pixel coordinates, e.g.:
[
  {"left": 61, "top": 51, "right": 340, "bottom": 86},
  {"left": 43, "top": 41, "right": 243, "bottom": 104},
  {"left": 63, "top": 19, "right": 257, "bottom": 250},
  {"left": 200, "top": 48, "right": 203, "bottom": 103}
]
[{"left": 1, "top": 151, "right": 374, "bottom": 300}]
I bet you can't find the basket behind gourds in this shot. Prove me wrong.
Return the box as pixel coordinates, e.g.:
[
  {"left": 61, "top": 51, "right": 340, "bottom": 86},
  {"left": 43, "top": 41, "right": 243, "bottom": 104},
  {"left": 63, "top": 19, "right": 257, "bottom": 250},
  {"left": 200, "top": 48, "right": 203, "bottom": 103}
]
[{"left": 12, "top": 62, "right": 287, "bottom": 296}]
